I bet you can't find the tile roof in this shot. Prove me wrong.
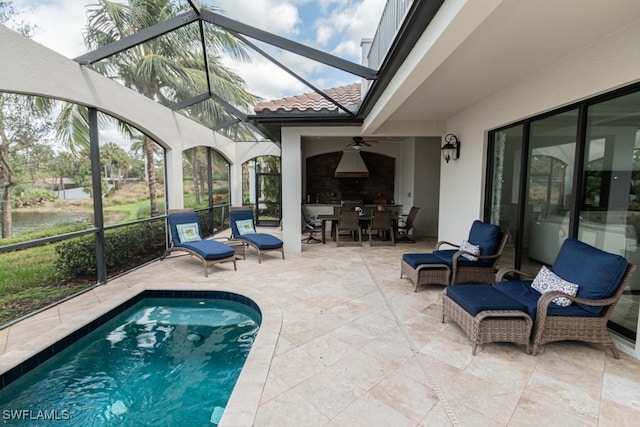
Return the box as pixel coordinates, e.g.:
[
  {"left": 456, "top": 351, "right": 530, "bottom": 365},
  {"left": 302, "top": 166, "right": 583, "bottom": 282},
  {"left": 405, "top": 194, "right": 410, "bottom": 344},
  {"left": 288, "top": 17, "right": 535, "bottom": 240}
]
[{"left": 253, "top": 83, "right": 361, "bottom": 114}]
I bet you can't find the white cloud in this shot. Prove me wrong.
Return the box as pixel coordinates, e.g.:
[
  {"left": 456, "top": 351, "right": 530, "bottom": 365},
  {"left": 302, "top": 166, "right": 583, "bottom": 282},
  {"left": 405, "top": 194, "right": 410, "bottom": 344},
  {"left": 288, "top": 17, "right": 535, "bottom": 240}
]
[
  {"left": 311, "top": 0, "right": 386, "bottom": 59},
  {"left": 99, "top": 125, "right": 134, "bottom": 152},
  {"left": 214, "top": 0, "right": 302, "bottom": 37},
  {"left": 222, "top": 51, "right": 310, "bottom": 101},
  {"left": 315, "top": 24, "right": 333, "bottom": 47},
  {"left": 13, "top": 0, "right": 87, "bottom": 58}
]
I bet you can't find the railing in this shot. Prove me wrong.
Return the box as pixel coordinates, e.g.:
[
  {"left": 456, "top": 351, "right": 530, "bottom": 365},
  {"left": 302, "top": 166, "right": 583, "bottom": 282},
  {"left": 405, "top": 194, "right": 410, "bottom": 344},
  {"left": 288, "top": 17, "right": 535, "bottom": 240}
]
[
  {"left": 0, "top": 203, "right": 233, "bottom": 328},
  {"left": 366, "top": 0, "right": 415, "bottom": 70}
]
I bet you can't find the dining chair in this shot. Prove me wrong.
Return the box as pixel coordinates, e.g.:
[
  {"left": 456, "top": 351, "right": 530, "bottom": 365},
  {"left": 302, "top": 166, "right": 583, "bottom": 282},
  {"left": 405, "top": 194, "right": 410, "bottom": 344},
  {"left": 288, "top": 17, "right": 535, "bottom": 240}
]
[
  {"left": 368, "top": 209, "right": 395, "bottom": 246},
  {"left": 336, "top": 210, "right": 362, "bottom": 247}
]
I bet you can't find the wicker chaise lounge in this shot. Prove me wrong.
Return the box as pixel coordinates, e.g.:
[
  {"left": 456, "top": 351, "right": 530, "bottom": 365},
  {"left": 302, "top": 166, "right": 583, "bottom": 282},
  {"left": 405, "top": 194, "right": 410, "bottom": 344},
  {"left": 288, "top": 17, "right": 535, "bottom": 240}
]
[
  {"left": 229, "top": 208, "right": 284, "bottom": 263},
  {"left": 494, "top": 238, "right": 635, "bottom": 358},
  {"left": 162, "top": 209, "right": 237, "bottom": 276},
  {"left": 444, "top": 238, "right": 635, "bottom": 357},
  {"left": 401, "top": 220, "right": 508, "bottom": 290}
]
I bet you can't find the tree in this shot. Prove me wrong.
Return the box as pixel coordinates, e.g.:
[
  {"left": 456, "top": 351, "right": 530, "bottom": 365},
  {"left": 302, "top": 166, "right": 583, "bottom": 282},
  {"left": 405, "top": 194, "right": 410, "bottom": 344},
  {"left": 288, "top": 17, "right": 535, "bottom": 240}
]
[
  {"left": 0, "top": 1, "right": 55, "bottom": 238},
  {"left": 79, "top": 0, "right": 261, "bottom": 216},
  {"left": 51, "top": 152, "right": 77, "bottom": 200},
  {"left": 100, "top": 142, "right": 130, "bottom": 189},
  {"left": 0, "top": 94, "right": 54, "bottom": 238}
]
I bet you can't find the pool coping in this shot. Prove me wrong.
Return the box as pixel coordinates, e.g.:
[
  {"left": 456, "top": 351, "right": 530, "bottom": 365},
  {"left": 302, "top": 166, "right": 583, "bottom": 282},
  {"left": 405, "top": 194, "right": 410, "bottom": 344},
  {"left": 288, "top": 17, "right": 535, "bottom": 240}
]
[{"left": 0, "top": 283, "right": 282, "bottom": 427}]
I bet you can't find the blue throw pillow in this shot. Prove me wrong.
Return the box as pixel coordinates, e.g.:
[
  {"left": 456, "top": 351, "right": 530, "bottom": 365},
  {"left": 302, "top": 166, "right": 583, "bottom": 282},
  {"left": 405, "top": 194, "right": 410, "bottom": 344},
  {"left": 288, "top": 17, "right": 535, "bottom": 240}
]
[
  {"left": 468, "top": 220, "right": 501, "bottom": 256},
  {"left": 551, "top": 238, "right": 628, "bottom": 314},
  {"left": 235, "top": 219, "right": 256, "bottom": 236},
  {"left": 176, "top": 222, "right": 201, "bottom": 243}
]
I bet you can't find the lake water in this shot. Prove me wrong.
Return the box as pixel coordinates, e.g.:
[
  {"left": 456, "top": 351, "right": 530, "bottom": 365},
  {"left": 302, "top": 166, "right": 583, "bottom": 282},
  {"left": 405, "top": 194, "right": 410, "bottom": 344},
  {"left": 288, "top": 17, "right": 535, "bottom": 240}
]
[
  {"left": 11, "top": 211, "right": 94, "bottom": 236},
  {"left": 10, "top": 210, "right": 128, "bottom": 236},
  {"left": 57, "top": 187, "right": 90, "bottom": 200}
]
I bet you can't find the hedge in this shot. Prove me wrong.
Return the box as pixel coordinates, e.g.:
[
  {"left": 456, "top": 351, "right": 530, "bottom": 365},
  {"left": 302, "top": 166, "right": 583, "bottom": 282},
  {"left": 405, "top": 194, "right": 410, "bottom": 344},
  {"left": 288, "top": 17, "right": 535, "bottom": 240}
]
[{"left": 55, "top": 219, "right": 166, "bottom": 280}]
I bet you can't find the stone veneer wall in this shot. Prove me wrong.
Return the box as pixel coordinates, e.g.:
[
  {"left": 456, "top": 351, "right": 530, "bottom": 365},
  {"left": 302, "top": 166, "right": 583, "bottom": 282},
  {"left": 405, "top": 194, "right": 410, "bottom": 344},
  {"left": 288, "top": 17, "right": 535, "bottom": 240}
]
[{"left": 305, "top": 151, "right": 395, "bottom": 204}]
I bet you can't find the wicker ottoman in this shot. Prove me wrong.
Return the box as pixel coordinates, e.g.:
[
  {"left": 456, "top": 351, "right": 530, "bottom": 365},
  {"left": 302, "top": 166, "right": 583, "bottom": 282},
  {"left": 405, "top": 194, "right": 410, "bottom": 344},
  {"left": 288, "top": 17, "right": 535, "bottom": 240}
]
[
  {"left": 442, "top": 285, "right": 533, "bottom": 355},
  {"left": 401, "top": 254, "right": 451, "bottom": 291}
]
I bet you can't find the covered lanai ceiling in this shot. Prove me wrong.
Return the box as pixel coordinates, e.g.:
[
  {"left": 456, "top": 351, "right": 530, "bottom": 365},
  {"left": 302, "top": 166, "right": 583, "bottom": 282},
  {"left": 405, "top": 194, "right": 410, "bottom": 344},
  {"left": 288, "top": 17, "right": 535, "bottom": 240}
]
[{"left": 365, "top": 0, "right": 640, "bottom": 135}]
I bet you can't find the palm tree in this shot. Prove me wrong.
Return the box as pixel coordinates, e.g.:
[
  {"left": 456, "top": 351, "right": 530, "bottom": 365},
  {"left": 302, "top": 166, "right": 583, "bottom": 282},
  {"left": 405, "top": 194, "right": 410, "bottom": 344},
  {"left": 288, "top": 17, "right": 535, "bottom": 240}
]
[{"left": 78, "top": 0, "right": 261, "bottom": 216}]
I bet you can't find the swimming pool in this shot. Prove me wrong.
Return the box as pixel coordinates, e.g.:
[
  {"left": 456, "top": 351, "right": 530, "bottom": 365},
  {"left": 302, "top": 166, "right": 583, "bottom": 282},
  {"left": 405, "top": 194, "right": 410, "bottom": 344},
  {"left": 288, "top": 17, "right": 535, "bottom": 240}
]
[{"left": 0, "top": 291, "right": 261, "bottom": 426}]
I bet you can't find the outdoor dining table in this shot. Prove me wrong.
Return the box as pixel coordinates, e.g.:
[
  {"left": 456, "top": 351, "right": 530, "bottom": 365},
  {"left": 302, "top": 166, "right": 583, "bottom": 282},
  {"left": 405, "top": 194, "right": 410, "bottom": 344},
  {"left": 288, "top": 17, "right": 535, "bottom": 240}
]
[{"left": 316, "top": 213, "right": 399, "bottom": 244}]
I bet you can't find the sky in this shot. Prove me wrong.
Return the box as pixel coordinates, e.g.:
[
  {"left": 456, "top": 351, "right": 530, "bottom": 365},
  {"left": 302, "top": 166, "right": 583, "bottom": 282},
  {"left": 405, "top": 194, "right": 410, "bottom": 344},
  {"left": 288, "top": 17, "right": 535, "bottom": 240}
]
[{"left": 10, "top": 0, "right": 387, "bottom": 102}]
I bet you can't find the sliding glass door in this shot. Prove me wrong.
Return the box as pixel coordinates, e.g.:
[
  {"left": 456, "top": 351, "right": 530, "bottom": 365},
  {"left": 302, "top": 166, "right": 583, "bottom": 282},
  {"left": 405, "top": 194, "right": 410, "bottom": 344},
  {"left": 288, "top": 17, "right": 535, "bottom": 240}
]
[
  {"left": 524, "top": 110, "right": 578, "bottom": 273},
  {"left": 487, "top": 125, "right": 524, "bottom": 271},
  {"left": 581, "top": 92, "right": 640, "bottom": 339}
]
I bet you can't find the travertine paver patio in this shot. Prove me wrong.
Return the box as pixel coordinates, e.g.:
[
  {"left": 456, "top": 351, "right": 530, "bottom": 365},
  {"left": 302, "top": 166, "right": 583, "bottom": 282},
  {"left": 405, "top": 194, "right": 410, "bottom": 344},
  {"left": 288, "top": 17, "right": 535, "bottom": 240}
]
[{"left": 1, "top": 229, "right": 639, "bottom": 426}]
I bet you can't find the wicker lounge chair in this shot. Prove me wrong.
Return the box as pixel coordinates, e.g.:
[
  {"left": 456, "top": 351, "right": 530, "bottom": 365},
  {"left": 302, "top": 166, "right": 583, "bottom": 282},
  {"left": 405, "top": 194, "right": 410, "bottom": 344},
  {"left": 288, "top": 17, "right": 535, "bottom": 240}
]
[
  {"left": 494, "top": 238, "right": 635, "bottom": 358},
  {"left": 401, "top": 220, "right": 508, "bottom": 290},
  {"left": 229, "top": 208, "right": 284, "bottom": 263},
  {"left": 162, "top": 209, "right": 236, "bottom": 276}
]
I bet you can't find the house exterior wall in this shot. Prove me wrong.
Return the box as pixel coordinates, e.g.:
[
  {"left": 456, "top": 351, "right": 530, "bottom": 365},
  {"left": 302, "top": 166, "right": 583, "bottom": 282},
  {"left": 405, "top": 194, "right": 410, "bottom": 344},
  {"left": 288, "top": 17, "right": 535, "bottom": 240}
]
[
  {"left": 441, "top": 17, "right": 640, "bottom": 246},
  {"left": 440, "top": 16, "right": 640, "bottom": 358}
]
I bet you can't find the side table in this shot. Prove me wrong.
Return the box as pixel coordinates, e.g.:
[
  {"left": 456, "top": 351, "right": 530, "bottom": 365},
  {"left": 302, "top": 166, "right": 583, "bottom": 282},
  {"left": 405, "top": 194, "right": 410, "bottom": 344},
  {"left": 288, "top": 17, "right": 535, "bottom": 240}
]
[{"left": 213, "top": 238, "right": 246, "bottom": 260}]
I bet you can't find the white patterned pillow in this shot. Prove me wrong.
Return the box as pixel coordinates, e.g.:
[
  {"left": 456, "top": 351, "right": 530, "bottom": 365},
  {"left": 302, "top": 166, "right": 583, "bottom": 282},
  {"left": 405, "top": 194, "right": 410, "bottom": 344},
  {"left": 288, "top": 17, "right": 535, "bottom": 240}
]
[
  {"left": 460, "top": 240, "right": 480, "bottom": 261},
  {"left": 531, "top": 266, "right": 579, "bottom": 307},
  {"left": 176, "top": 222, "right": 201, "bottom": 243}
]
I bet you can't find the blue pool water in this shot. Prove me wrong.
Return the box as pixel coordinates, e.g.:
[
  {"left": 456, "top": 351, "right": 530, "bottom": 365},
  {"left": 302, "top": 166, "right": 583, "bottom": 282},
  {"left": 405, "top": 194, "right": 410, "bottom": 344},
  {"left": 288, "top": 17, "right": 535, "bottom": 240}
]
[{"left": 0, "top": 296, "right": 261, "bottom": 426}]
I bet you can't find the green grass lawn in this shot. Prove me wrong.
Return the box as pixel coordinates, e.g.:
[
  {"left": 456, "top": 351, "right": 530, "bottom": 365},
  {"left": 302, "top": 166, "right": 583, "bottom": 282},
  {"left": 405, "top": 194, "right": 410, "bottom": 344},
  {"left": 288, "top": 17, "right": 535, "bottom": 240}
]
[
  {"left": 0, "top": 194, "right": 165, "bottom": 326},
  {"left": 0, "top": 244, "right": 92, "bottom": 325}
]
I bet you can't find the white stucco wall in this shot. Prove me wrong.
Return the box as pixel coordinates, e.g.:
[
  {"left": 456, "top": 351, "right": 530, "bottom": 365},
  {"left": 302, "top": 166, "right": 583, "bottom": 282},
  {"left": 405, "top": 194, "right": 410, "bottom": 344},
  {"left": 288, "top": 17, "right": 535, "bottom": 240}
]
[
  {"left": 440, "top": 17, "right": 640, "bottom": 245},
  {"left": 413, "top": 137, "right": 441, "bottom": 237}
]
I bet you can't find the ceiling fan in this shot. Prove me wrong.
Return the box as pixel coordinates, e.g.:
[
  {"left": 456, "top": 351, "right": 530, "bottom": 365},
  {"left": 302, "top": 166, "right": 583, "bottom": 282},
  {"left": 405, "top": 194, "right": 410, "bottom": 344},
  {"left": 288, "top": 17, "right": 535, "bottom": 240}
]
[{"left": 346, "top": 136, "right": 378, "bottom": 150}]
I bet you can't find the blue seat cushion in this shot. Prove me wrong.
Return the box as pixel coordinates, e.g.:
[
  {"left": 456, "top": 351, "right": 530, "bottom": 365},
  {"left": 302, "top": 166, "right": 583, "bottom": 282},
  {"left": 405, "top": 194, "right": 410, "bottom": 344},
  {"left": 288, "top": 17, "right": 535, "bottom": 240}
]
[
  {"left": 402, "top": 253, "right": 448, "bottom": 269},
  {"left": 229, "top": 209, "right": 255, "bottom": 237},
  {"left": 175, "top": 240, "right": 235, "bottom": 260},
  {"left": 240, "top": 233, "right": 283, "bottom": 249},
  {"left": 168, "top": 211, "right": 201, "bottom": 243},
  {"left": 493, "top": 280, "right": 598, "bottom": 320},
  {"left": 468, "top": 220, "right": 501, "bottom": 256},
  {"left": 551, "top": 238, "right": 629, "bottom": 315},
  {"left": 433, "top": 250, "right": 494, "bottom": 268},
  {"left": 446, "top": 284, "right": 526, "bottom": 316}
]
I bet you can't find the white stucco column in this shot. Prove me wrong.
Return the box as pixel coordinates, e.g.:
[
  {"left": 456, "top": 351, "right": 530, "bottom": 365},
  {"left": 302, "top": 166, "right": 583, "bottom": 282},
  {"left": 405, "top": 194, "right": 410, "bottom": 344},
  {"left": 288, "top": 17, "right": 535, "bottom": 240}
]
[
  {"left": 229, "top": 161, "right": 243, "bottom": 207},
  {"left": 281, "top": 128, "right": 302, "bottom": 253},
  {"left": 164, "top": 147, "right": 184, "bottom": 210}
]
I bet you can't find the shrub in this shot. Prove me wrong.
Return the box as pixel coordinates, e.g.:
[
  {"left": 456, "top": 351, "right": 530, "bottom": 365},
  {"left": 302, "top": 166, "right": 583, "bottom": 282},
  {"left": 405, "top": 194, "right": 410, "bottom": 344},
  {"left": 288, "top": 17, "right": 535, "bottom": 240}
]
[
  {"left": 12, "top": 188, "right": 57, "bottom": 208},
  {"left": 55, "top": 219, "right": 166, "bottom": 280}
]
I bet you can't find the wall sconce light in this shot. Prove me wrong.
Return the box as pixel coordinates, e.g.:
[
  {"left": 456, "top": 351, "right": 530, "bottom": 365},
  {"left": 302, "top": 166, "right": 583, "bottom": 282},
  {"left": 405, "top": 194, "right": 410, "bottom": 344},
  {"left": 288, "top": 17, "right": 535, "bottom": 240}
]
[{"left": 441, "top": 133, "right": 460, "bottom": 163}]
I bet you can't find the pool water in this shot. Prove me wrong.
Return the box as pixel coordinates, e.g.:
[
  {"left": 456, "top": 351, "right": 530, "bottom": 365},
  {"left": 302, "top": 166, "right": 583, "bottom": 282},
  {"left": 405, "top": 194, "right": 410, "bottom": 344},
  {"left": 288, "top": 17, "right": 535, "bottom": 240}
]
[{"left": 0, "top": 297, "right": 261, "bottom": 426}]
